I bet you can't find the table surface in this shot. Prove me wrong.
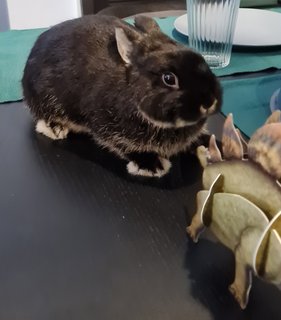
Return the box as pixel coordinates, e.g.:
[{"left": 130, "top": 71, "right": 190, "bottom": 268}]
[{"left": 1, "top": 102, "right": 281, "bottom": 320}]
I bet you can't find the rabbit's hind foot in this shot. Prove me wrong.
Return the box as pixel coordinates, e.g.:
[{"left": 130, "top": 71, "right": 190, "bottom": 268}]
[{"left": 36, "top": 119, "right": 69, "bottom": 140}]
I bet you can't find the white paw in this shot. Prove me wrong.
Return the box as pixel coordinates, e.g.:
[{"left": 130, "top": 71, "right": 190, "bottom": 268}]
[
  {"left": 157, "top": 157, "right": 172, "bottom": 176},
  {"left": 127, "top": 161, "right": 155, "bottom": 177},
  {"left": 127, "top": 157, "right": 171, "bottom": 178},
  {"left": 36, "top": 120, "right": 69, "bottom": 140}
]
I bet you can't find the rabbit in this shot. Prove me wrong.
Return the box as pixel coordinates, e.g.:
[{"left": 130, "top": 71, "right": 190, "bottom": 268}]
[{"left": 22, "top": 14, "right": 222, "bottom": 178}]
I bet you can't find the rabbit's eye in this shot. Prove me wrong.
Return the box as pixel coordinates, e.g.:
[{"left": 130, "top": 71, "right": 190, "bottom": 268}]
[{"left": 162, "top": 72, "right": 179, "bottom": 88}]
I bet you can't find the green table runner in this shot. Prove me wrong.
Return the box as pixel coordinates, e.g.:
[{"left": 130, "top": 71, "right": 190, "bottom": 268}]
[
  {"left": 221, "top": 72, "right": 281, "bottom": 138},
  {"left": 0, "top": 7, "right": 281, "bottom": 103},
  {"left": 0, "top": 8, "right": 281, "bottom": 141},
  {"left": 0, "top": 28, "right": 46, "bottom": 103},
  {"left": 152, "top": 7, "right": 281, "bottom": 77}
]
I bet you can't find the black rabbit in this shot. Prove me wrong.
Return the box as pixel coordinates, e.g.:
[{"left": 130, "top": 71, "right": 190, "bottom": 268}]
[{"left": 22, "top": 15, "right": 222, "bottom": 177}]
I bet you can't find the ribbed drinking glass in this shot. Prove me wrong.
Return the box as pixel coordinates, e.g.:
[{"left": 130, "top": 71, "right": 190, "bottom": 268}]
[{"left": 186, "top": 0, "right": 240, "bottom": 69}]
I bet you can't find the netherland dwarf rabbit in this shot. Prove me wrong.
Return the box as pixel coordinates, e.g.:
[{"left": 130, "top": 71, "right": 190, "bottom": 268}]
[{"left": 22, "top": 15, "right": 222, "bottom": 177}]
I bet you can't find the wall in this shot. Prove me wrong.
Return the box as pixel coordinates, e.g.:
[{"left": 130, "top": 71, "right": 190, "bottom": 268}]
[
  {"left": 0, "top": 0, "right": 10, "bottom": 31},
  {"left": 6, "top": 0, "right": 82, "bottom": 30}
]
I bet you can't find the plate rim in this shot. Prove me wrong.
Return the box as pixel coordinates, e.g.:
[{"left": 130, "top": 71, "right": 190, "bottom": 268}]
[{"left": 173, "top": 8, "right": 281, "bottom": 47}]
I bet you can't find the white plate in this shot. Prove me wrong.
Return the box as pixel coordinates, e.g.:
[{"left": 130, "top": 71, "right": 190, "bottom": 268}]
[{"left": 174, "top": 8, "right": 281, "bottom": 47}]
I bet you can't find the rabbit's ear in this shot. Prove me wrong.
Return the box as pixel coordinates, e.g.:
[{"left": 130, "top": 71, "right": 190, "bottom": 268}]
[
  {"left": 115, "top": 28, "right": 134, "bottom": 64},
  {"left": 134, "top": 15, "right": 161, "bottom": 34}
]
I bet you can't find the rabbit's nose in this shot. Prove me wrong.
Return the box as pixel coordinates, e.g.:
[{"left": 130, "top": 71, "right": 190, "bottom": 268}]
[{"left": 200, "top": 99, "right": 218, "bottom": 114}]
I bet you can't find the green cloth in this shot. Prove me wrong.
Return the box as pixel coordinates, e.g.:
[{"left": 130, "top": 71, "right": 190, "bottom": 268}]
[
  {"left": 149, "top": 6, "right": 281, "bottom": 77},
  {"left": 0, "top": 7, "right": 281, "bottom": 104},
  {"left": 0, "top": 28, "right": 47, "bottom": 103},
  {"left": 221, "top": 72, "right": 281, "bottom": 138}
]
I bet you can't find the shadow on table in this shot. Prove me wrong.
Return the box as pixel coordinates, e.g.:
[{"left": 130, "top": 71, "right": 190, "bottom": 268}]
[
  {"left": 184, "top": 238, "right": 281, "bottom": 320},
  {"left": 35, "top": 131, "right": 203, "bottom": 190},
  {"left": 233, "top": 45, "right": 281, "bottom": 54}
]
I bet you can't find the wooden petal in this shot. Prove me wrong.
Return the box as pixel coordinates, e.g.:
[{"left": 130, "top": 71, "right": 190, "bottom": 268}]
[
  {"left": 222, "top": 114, "right": 243, "bottom": 160},
  {"left": 255, "top": 211, "right": 281, "bottom": 282},
  {"left": 196, "top": 145, "right": 209, "bottom": 168},
  {"left": 248, "top": 123, "right": 281, "bottom": 180},
  {"left": 203, "top": 161, "right": 281, "bottom": 219},
  {"left": 265, "top": 110, "right": 281, "bottom": 125},
  {"left": 211, "top": 193, "right": 268, "bottom": 252},
  {"left": 263, "top": 229, "right": 281, "bottom": 283},
  {"left": 208, "top": 134, "right": 222, "bottom": 162},
  {"left": 236, "top": 129, "right": 248, "bottom": 156}
]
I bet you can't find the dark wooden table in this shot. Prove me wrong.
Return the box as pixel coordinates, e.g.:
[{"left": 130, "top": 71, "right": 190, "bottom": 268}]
[{"left": 0, "top": 102, "right": 281, "bottom": 320}]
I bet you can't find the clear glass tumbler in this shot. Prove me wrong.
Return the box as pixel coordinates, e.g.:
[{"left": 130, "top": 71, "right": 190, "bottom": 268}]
[{"left": 186, "top": 0, "right": 240, "bottom": 69}]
